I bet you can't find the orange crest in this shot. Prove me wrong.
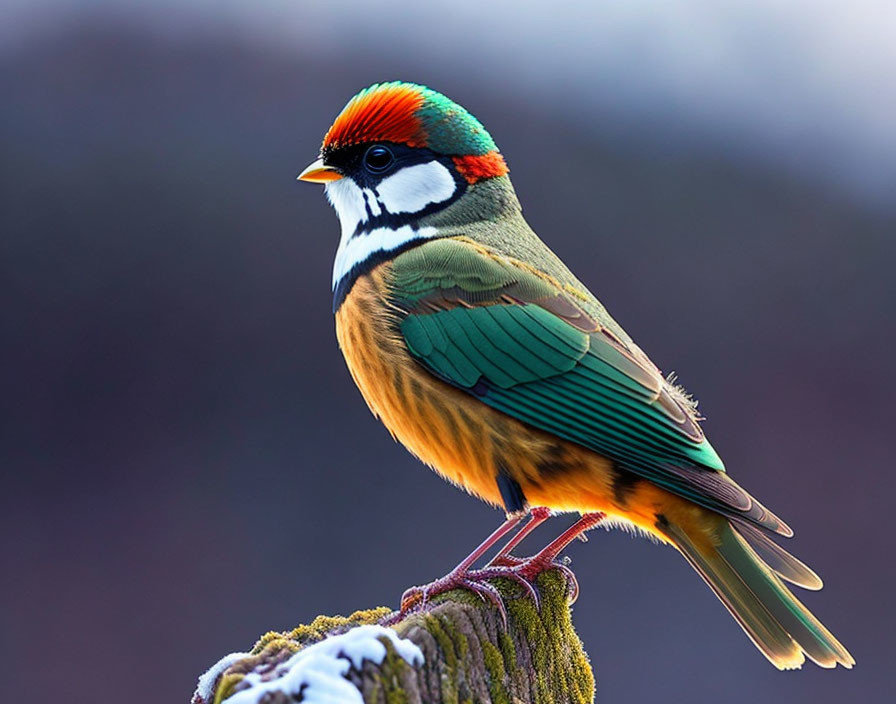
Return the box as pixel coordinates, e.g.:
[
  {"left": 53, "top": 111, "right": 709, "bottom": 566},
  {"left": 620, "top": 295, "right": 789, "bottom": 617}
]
[{"left": 323, "top": 84, "right": 428, "bottom": 151}]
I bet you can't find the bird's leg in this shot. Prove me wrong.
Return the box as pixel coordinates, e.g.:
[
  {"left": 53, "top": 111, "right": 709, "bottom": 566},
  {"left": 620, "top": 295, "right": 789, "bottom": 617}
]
[
  {"left": 398, "top": 513, "right": 525, "bottom": 619},
  {"left": 474, "top": 511, "right": 606, "bottom": 607},
  {"left": 488, "top": 506, "right": 552, "bottom": 566},
  {"left": 515, "top": 511, "right": 606, "bottom": 603},
  {"left": 397, "top": 511, "right": 606, "bottom": 626}
]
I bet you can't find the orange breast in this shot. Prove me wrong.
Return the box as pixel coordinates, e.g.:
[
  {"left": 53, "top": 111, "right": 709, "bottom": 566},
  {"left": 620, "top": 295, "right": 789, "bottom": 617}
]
[{"left": 334, "top": 263, "right": 690, "bottom": 539}]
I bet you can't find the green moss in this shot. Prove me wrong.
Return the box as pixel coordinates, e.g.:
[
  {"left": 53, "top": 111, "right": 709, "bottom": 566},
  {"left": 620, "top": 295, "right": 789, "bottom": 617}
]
[
  {"left": 481, "top": 640, "right": 510, "bottom": 704},
  {"left": 423, "top": 614, "right": 459, "bottom": 704},
  {"left": 434, "top": 586, "right": 487, "bottom": 608},
  {"left": 250, "top": 606, "right": 391, "bottom": 654},
  {"left": 212, "top": 673, "right": 244, "bottom": 704},
  {"left": 497, "top": 631, "right": 516, "bottom": 674},
  {"left": 206, "top": 607, "right": 392, "bottom": 703},
  {"left": 409, "top": 568, "right": 594, "bottom": 704},
  {"left": 203, "top": 567, "right": 595, "bottom": 704},
  {"left": 536, "top": 571, "right": 594, "bottom": 703},
  {"left": 438, "top": 611, "right": 475, "bottom": 661},
  {"left": 425, "top": 614, "right": 458, "bottom": 671},
  {"left": 459, "top": 568, "right": 590, "bottom": 704},
  {"left": 415, "top": 568, "right": 592, "bottom": 704},
  {"left": 509, "top": 584, "right": 547, "bottom": 667},
  {"left": 451, "top": 621, "right": 470, "bottom": 660},
  {"left": 376, "top": 640, "right": 414, "bottom": 704},
  {"left": 252, "top": 630, "right": 283, "bottom": 651}
]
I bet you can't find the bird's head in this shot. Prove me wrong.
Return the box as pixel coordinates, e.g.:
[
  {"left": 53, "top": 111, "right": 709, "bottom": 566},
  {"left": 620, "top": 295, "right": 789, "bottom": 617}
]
[{"left": 299, "top": 82, "right": 513, "bottom": 303}]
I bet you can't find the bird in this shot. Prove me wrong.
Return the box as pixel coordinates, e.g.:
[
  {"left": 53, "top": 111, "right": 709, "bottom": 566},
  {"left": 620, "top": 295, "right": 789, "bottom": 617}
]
[{"left": 297, "top": 81, "right": 854, "bottom": 670}]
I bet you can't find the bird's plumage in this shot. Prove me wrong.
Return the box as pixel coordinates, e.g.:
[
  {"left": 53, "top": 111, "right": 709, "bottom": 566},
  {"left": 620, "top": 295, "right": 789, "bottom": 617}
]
[
  {"left": 321, "top": 81, "right": 507, "bottom": 179},
  {"left": 303, "top": 81, "right": 854, "bottom": 670},
  {"left": 389, "top": 236, "right": 793, "bottom": 535}
]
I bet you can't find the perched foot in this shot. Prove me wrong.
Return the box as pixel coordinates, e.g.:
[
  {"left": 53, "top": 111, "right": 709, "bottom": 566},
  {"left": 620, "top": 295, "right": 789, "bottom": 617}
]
[
  {"left": 399, "top": 552, "right": 578, "bottom": 625},
  {"left": 400, "top": 565, "right": 523, "bottom": 627},
  {"left": 397, "top": 512, "right": 526, "bottom": 623},
  {"left": 399, "top": 511, "right": 605, "bottom": 625},
  {"left": 486, "top": 553, "right": 579, "bottom": 605},
  {"left": 487, "top": 511, "right": 607, "bottom": 605}
]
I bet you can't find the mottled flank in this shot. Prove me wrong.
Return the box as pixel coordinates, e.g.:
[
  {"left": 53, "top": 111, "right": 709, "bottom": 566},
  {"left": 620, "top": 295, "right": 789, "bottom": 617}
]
[
  {"left": 335, "top": 262, "right": 619, "bottom": 515},
  {"left": 610, "top": 464, "right": 642, "bottom": 506},
  {"left": 336, "top": 259, "right": 719, "bottom": 536},
  {"left": 323, "top": 81, "right": 500, "bottom": 157}
]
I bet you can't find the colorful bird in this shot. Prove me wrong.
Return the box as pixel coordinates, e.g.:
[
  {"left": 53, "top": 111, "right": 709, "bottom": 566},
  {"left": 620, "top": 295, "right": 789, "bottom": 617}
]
[{"left": 298, "top": 82, "right": 853, "bottom": 670}]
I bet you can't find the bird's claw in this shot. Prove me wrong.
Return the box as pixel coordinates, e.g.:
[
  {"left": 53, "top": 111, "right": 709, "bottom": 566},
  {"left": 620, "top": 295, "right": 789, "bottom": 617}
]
[
  {"left": 460, "top": 577, "right": 508, "bottom": 629},
  {"left": 485, "top": 555, "right": 579, "bottom": 604},
  {"left": 399, "top": 570, "right": 510, "bottom": 626},
  {"left": 397, "top": 555, "right": 579, "bottom": 626}
]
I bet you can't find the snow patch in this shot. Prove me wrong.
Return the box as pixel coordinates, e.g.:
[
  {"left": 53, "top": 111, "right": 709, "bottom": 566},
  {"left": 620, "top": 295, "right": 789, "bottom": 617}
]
[
  {"left": 193, "top": 651, "right": 250, "bottom": 704},
  {"left": 199, "top": 625, "right": 424, "bottom": 704}
]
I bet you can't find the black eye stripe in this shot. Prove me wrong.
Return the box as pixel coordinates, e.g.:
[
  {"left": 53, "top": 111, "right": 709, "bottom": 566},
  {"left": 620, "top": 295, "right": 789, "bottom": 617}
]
[{"left": 322, "top": 143, "right": 441, "bottom": 181}]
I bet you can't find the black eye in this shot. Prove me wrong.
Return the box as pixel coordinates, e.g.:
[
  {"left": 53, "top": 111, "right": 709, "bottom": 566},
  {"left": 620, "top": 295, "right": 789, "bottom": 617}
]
[{"left": 363, "top": 145, "right": 394, "bottom": 174}]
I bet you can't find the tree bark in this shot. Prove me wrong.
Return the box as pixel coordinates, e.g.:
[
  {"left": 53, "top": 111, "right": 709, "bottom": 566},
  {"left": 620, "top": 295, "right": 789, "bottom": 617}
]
[{"left": 192, "top": 569, "right": 595, "bottom": 704}]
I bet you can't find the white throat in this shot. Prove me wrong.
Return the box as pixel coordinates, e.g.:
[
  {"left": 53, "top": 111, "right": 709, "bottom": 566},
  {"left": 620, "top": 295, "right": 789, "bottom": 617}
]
[{"left": 325, "top": 161, "right": 457, "bottom": 289}]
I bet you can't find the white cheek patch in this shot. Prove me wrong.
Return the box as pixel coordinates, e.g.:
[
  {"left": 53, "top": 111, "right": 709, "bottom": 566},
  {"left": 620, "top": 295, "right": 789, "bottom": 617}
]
[
  {"left": 325, "top": 178, "right": 369, "bottom": 241},
  {"left": 364, "top": 189, "right": 382, "bottom": 217},
  {"left": 374, "top": 161, "right": 457, "bottom": 214},
  {"left": 331, "top": 225, "right": 437, "bottom": 289},
  {"left": 324, "top": 160, "right": 456, "bottom": 293}
]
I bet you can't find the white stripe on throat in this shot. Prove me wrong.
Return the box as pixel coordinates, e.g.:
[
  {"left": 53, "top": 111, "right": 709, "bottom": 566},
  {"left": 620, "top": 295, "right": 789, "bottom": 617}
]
[
  {"left": 331, "top": 224, "right": 436, "bottom": 289},
  {"left": 325, "top": 161, "right": 456, "bottom": 289}
]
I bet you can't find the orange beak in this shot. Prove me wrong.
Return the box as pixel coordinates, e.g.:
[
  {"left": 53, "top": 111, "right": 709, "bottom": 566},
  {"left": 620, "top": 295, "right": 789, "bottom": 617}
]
[{"left": 297, "top": 158, "right": 343, "bottom": 183}]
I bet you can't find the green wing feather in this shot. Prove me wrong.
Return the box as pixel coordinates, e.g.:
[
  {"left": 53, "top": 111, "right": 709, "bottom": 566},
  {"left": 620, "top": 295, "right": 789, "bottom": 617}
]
[{"left": 390, "top": 238, "right": 790, "bottom": 535}]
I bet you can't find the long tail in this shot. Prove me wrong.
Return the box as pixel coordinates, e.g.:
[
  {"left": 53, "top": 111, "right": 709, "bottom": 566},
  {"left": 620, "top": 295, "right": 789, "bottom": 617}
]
[{"left": 660, "top": 515, "right": 854, "bottom": 670}]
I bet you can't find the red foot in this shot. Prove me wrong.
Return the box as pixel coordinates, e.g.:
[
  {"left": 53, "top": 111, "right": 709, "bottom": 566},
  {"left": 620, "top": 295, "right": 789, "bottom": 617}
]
[
  {"left": 399, "top": 566, "right": 511, "bottom": 627},
  {"left": 486, "top": 554, "right": 580, "bottom": 604},
  {"left": 398, "top": 553, "right": 581, "bottom": 627},
  {"left": 397, "top": 511, "right": 605, "bottom": 625}
]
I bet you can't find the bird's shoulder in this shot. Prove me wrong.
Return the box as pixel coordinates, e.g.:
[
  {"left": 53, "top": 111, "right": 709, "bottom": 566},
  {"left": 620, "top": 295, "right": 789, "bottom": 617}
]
[
  {"left": 387, "top": 236, "right": 708, "bottom": 443},
  {"left": 388, "top": 235, "right": 600, "bottom": 329}
]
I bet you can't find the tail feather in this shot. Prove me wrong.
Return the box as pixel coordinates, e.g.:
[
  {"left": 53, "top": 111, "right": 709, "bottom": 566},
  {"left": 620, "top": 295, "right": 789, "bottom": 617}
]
[
  {"left": 663, "top": 464, "right": 793, "bottom": 537},
  {"left": 732, "top": 519, "right": 823, "bottom": 591},
  {"left": 664, "top": 518, "right": 854, "bottom": 670}
]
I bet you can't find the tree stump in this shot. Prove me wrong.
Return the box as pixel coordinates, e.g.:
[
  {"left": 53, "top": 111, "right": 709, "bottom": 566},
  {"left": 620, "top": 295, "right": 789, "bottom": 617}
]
[{"left": 192, "top": 569, "right": 595, "bottom": 703}]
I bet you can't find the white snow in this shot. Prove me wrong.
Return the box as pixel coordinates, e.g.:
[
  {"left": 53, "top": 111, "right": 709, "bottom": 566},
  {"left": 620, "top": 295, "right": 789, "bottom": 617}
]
[
  {"left": 193, "top": 651, "right": 251, "bottom": 703},
  {"left": 196, "top": 625, "right": 424, "bottom": 704}
]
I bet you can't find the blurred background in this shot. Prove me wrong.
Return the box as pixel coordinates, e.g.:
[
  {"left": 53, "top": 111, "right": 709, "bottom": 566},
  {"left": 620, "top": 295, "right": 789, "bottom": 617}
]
[{"left": 2, "top": 2, "right": 894, "bottom": 702}]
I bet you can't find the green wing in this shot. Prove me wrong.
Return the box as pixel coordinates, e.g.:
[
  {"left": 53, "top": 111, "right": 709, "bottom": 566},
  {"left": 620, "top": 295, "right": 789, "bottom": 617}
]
[{"left": 390, "top": 238, "right": 789, "bottom": 534}]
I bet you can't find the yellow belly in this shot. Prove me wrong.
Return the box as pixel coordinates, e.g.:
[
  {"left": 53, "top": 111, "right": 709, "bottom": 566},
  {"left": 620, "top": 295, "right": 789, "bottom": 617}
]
[{"left": 334, "top": 263, "right": 702, "bottom": 541}]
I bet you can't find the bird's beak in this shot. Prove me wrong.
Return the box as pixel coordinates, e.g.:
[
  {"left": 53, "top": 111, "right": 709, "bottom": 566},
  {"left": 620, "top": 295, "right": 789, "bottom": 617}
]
[{"left": 297, "top": 158, "right": 343, "bottom": 183}]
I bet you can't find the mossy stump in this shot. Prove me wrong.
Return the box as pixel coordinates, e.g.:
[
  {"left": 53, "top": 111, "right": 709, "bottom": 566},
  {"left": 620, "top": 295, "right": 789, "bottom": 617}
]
[{"left": 193, "top": 569, "right": 595, "bottom": 703}]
